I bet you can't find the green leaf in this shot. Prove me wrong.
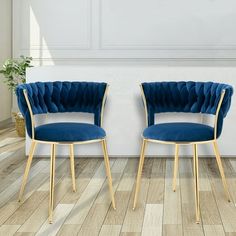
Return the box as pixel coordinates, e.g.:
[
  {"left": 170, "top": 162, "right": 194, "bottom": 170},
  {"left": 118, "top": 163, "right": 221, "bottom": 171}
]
[{"left": 0, "top": 56, "right": 33, "bottom": 91}]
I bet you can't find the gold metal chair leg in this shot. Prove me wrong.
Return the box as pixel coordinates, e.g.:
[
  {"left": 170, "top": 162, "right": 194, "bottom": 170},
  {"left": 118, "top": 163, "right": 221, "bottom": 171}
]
[
  {"left": 212, "top": 141, "right": 231, "bottom": 202},
  {"left": 49, "top": 144, "right": 56, "bottom": 224},
  {"left": 133, "top": 139, "right": 147, "bottom": 210},
  {"left": 173, "top": 144, "right": 179, "bottom": 192},
  {"left": 193, "top": 144, "right": 200, "bottom": 224},
  {"left": 101, "top": 139, "right": 116, "bottom": 210},
  {"left": 69, "top": 144, "right": 76, "bottom": 192},
  {"left": 18, "top": 141, "right": 37, "bottom": 202}
]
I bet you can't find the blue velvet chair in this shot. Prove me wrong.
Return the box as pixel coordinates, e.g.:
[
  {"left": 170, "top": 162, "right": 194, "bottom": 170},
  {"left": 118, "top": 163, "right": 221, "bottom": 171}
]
[
  {"left": 133, "top": 81, "right": 233, "bottom": 223},
  {"left": 16, "top": 81, "right": 116, "bottom": 223}
]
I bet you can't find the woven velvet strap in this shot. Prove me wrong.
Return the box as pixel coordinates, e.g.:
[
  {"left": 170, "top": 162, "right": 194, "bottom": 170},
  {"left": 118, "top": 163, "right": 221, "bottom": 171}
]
[
  {"left": 16, "top": 81, "right": 107, "bottom": 138},
  {"left": 142, "top": 81, "right": 233, "bottom": 137}
]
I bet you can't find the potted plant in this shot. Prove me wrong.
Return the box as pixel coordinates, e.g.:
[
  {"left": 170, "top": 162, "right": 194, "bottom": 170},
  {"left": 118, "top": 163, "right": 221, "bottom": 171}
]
[{"left": 0, "top": 56, "right": 33, "bottom": 137}]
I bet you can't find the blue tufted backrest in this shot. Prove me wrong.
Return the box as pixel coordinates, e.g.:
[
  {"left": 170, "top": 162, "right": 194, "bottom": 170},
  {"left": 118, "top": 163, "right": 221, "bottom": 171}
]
[
  {"left": 16, "top": 81, "right": 108, "bottom": 138},
  {"left": 141, "top": 81, "right": 233, "bottom": 138}
]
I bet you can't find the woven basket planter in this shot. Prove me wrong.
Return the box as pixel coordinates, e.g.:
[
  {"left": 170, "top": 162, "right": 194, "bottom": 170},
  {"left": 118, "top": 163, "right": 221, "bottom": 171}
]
[{"left": 12, "top": 112, "right": 25, "bottom": 137}]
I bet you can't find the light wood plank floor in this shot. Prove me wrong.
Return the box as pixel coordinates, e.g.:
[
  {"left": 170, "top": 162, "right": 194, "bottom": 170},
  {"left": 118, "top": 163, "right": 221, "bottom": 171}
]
[{"left": 0, "top": 124, "right": 236, "bottom": 236}]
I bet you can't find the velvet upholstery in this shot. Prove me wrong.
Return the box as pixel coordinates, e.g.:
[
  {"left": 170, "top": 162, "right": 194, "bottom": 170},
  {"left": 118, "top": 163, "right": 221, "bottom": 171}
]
[
  {"left": 143, "top": 122, "right": 214, "bottom": 142},
  {"left": 16, "top": 81, "right": 107, "bottom": 140},
  {"left": 35, "top": 123, "right": 106, "bottom": 142},
  {"left": 141, "top": 81, "right": 233, "bottom": 139}
]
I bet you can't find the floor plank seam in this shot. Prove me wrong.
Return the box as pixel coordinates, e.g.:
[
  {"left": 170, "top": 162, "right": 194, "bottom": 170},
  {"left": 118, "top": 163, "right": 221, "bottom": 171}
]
[
  {"left": 204, "top": 159, "right": 229, "bottom": 236},
  {"left": 98, "top": 160, "right": 129, "bottom": 236}
]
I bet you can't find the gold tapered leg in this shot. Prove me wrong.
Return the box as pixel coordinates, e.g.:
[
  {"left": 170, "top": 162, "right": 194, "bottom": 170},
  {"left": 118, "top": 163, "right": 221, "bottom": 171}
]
[
  {"left": 101, "top": 139, "right": 116, "bottom": 210},
  {"left": 193, "top": 144, "right": 200, "bottom": 224},
  {"left": 133, "top": 139, "right": 147, "bottom": 210},
  {"left": 49, "top": 144, "right": 56, "bottom": 224},
  {"left": 212, "top": 141, "right": 231, "bottom": 202},
  {"left": 69, "top": 144, "right": 76, "bottom": 192},
  {"left": 18, "top": 141, "right": 37, "bottom": 202},
  {"left": 173, "top": 144, "right": 179, "bottom": 192}
]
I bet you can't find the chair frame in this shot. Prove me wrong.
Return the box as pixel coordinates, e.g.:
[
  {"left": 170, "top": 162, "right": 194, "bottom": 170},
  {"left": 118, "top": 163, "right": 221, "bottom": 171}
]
[
  {"left": 18, "top": 85, "right": 116, "bottom": 224},
  {"left": 133, "top": 84, "right": 231, "bottom": 224}
]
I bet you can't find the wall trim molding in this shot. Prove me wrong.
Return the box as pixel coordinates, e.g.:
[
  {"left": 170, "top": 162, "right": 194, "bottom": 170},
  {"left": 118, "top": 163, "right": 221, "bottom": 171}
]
[
  {"left": 13, "top": 0, "right": 236, "bottom": 59},
  {"left": 13, "top": 0, "right": 92, "bottom": 56},
  {"left": 30, "top": 58, "right": 236, "bottom": 67}
]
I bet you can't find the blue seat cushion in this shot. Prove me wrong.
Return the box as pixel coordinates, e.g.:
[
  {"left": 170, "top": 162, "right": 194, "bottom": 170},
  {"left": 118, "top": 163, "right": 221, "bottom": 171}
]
[
  {"left": 35, "top": 122, "right": 106, "bottom": 142},
  {"left": 143, "top": 122, "right": 214, "bottom": 142}
]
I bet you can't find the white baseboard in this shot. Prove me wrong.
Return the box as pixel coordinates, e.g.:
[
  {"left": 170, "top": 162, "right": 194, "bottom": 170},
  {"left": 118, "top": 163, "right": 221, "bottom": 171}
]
[
  {"left": 0, "top": 118, "right": 12, "bottom": 129},
  {"left": 30, "top": 155, "right": 236, "bottom": 159}
]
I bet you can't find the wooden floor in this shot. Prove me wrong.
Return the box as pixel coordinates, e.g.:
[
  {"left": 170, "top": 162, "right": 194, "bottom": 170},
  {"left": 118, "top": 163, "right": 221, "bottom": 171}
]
[{"left": 1, "top": 125, "right": 236, "bottom": 236}]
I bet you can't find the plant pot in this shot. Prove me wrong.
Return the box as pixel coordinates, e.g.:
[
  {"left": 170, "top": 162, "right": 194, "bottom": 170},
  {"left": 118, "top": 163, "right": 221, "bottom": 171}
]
[{"left": 12, "top": 112, "right": 25, "bottom": 137}]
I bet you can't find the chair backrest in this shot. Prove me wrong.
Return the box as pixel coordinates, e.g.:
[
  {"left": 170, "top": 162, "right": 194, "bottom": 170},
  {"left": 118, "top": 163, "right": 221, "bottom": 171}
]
[
  {"left": 141, "top": 81, "right": 233, "bottom": 138},
  {"left": 16, "top": 81, "right": 108, "bottom": 138}
]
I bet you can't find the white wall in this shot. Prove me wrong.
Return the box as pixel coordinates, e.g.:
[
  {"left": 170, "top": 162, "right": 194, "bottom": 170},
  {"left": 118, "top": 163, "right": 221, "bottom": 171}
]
[
  {"left": 0, "top": 0, "right": 12, "bottom": 122},
  {"left": 26, "top": 66, "right": 236, "bottom": 157},
  {"left": 13, "top": 0, "right": 236, "bottom": 59},
  {"left": 12, "top": 0, "right": 236, "bottom": 157}
]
